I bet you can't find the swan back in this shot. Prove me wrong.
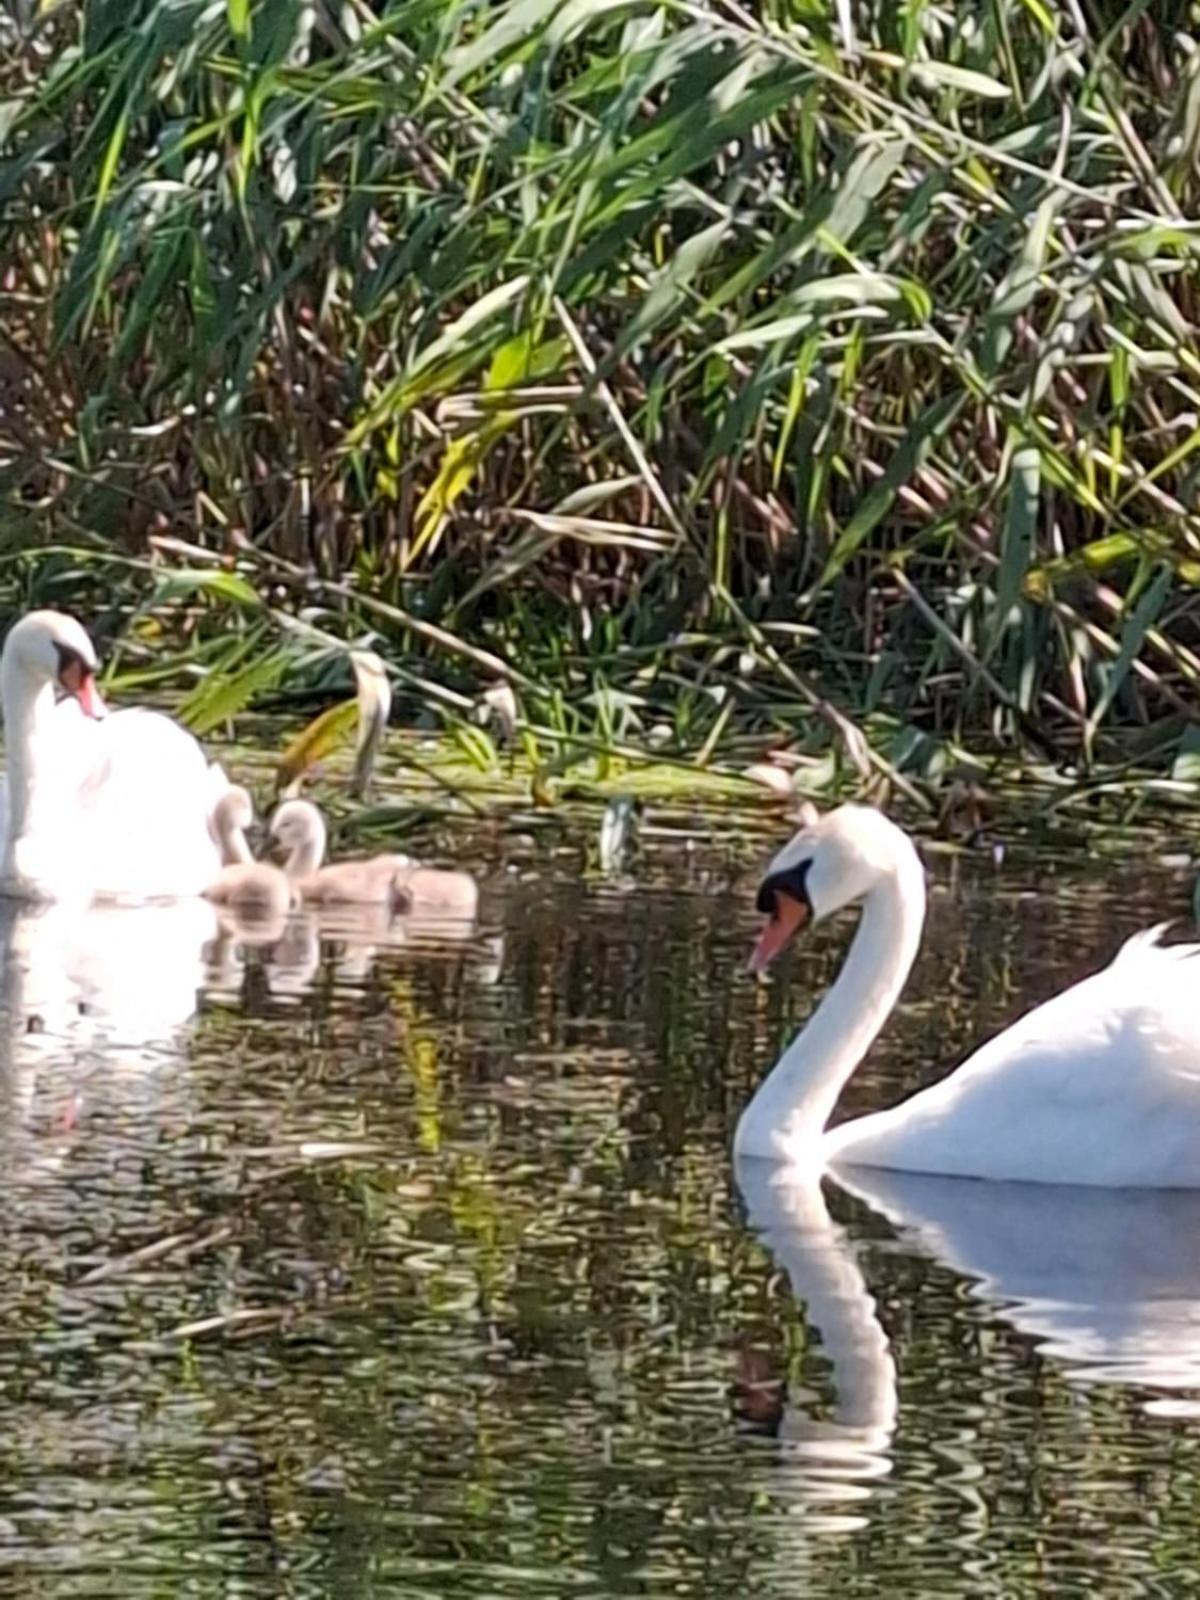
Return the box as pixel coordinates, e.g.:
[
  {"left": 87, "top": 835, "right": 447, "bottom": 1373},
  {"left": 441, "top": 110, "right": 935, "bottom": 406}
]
[
  {"left": 205, "top": 861, "right": 297, "bottom": 920},
  {"left": 392, "top": 865, "right": 479, "bottom": 919},
  {"left": 297, "top": 855, "right": 412, "bottom": 907},
  {"left": 825, "top": 922, "right": 1200, "bottom": 1186},
  {"left": 73, "top": 711, "right": 226, "bottom": 899}
]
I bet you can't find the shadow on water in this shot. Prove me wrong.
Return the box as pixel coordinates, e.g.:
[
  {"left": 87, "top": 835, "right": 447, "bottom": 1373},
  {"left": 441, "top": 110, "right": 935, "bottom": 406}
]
[{"left": 0, "top": 840, "right": 1194, "bottom": 1593}]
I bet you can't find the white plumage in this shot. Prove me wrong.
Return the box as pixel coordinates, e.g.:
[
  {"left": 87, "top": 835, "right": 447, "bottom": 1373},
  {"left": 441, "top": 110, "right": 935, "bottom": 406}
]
[
  {"left": 0, "top": 611, "right": 227, "bottom": 903},
  {"left": 738, "top": 804, "right": 1200, "bottom": 1187}
]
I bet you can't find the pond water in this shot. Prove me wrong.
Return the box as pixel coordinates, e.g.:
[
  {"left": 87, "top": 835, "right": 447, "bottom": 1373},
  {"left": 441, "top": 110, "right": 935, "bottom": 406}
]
[{"left": 0, "top": 815, "right": 1197, "bottom": 1597}]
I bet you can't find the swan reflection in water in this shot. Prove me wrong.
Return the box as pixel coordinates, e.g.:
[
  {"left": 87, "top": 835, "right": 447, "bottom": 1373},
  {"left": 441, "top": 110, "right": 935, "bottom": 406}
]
[
  {"left": 836, "top": 1165, "right": 1200, "bottom": 1412},
  {"left": 737, "top": 1153, "right": 1200, "bottom": 1534},
  {"left": 0, "top": 896, "right": 221, "bottom": 1073},
  {"left": 0, "top": 891, "right": 487, "bottom": 1134},
  {"left": 206, "top": 898, "right": 486, "bottom": 997},
  {"left": 0, "top": 897, "right": 222, "bottom": 1184},
  {"left": 734, "top": 1159, "right": 897, "bottom": 1535}
]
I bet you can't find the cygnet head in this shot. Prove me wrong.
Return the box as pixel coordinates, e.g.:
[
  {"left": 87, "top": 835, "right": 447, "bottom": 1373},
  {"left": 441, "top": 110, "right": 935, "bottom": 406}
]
[
  {"left": 269, "top": 799, "right": 327, "bottom": 877},
  {"left": 3, "top": 610, "right": 106, "bottom": 719},
  {"left": 749, "top": 804, "right": 918, "bottom": 973}
]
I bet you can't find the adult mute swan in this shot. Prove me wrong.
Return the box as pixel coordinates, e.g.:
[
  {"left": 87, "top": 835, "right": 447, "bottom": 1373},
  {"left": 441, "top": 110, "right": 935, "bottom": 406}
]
[
  {"left": 738, "top": 803, "right": 1200, "bottom": 1187},
  {"left": 0, "top": 610, "right": 228, "bottom": 902}
]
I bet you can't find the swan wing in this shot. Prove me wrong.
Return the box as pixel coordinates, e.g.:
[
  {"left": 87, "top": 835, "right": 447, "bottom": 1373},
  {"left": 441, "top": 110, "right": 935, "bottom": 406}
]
[
  {"left": 70, "top": 708, "right": 227, "bottom": 899},
  {"left": 826, "top": 928, "right": 1200, "bottom": 1186}
]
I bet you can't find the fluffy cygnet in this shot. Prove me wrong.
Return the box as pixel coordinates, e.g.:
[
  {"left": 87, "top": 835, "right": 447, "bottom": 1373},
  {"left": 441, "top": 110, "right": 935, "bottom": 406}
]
[
  {"left": 205, "top": 786, "right": 298, "bottom": 920},
  {"left": 269, "top": 799, "right": 477, "bottom": 917}
]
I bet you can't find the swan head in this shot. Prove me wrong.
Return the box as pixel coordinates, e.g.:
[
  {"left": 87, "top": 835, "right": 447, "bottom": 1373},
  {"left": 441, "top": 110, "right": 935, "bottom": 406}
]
[
  {"left": 3, "top": 611, "right": 106, "bottom": 718},
  {"left": 269, "top": 799, "right": 327, "bottom": 873},
  {"left": 750, "top": 804, "right": 914, "bottom": 972}
]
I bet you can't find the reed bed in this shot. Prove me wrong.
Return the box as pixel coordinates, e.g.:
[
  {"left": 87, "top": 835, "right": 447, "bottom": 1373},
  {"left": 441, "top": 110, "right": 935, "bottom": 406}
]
[{"left": 2, "top": 0, "right": 1199, "bottom": 809}]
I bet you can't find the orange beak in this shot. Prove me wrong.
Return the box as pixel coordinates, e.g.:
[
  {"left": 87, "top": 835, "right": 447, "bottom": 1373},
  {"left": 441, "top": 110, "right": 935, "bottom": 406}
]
[
  {"left": 749, "top": 891, "right": 809, "bottom": 974},
  {"left": 60, "top": 659, "right": 107, "bottom": 719}
]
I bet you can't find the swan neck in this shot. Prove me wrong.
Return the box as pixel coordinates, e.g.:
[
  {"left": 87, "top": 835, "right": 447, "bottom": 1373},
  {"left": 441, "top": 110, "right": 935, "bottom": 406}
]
[
  {"left": 736, "top": 851, "right": 925, "bottom": 1165},
  {"left": 2, "top": 663, "right": 60, "bottom": 843}
]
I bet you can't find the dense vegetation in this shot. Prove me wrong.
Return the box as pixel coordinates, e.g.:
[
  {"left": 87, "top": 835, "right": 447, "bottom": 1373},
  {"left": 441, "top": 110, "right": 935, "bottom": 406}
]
[{"left": 2, "top": 0, "right": 1200, "bottom": 811}]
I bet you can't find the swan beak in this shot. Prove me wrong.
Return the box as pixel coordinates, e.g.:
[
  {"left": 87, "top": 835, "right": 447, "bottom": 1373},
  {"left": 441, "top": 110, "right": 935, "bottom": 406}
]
[
  {"left": 60, "top": 660, "right": 107, "bottom": 720},
  {"left": 748, "top": 892, "right": 808, "bottom": 974},
  {"left": 75, "top": 673, "right": 107, "bottom": 719}
]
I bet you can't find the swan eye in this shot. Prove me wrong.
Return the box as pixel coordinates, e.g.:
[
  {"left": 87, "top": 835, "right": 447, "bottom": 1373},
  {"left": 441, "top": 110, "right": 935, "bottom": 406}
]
[
  {"left": 53, "top": 642, "right": 106, "bottom": 717},
  {"left": 756, "top": 859, "right": 812, "bottom": 916},
  {"left": 53, "top": 642, "right": 89, "bottom": 688}
]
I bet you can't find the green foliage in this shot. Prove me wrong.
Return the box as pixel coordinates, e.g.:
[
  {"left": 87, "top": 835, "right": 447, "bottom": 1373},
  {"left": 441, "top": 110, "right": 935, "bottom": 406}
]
[{"left": 3, "top": 0, "right": 1200, "bottom": 784}]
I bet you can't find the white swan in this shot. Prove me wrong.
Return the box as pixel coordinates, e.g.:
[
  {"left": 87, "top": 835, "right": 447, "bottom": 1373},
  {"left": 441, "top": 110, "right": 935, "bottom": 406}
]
[
  {"left": 737, "top": 802, "right": 1200, "bottom": 1186},
  {"left": 0, "top": 610, "right": 229, "bottom": 902}
]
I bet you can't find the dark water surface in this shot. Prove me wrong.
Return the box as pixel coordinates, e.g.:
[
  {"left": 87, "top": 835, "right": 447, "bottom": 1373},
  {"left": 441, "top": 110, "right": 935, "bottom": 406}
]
[{"left": 0, "top": 825, "right": 1197, "bottom": 1596}]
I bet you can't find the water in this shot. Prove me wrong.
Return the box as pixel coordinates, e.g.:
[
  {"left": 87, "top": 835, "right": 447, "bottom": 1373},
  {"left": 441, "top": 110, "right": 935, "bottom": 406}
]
[{"left": 0, "top": 824, "right": 1196, "bottom": 1596}]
